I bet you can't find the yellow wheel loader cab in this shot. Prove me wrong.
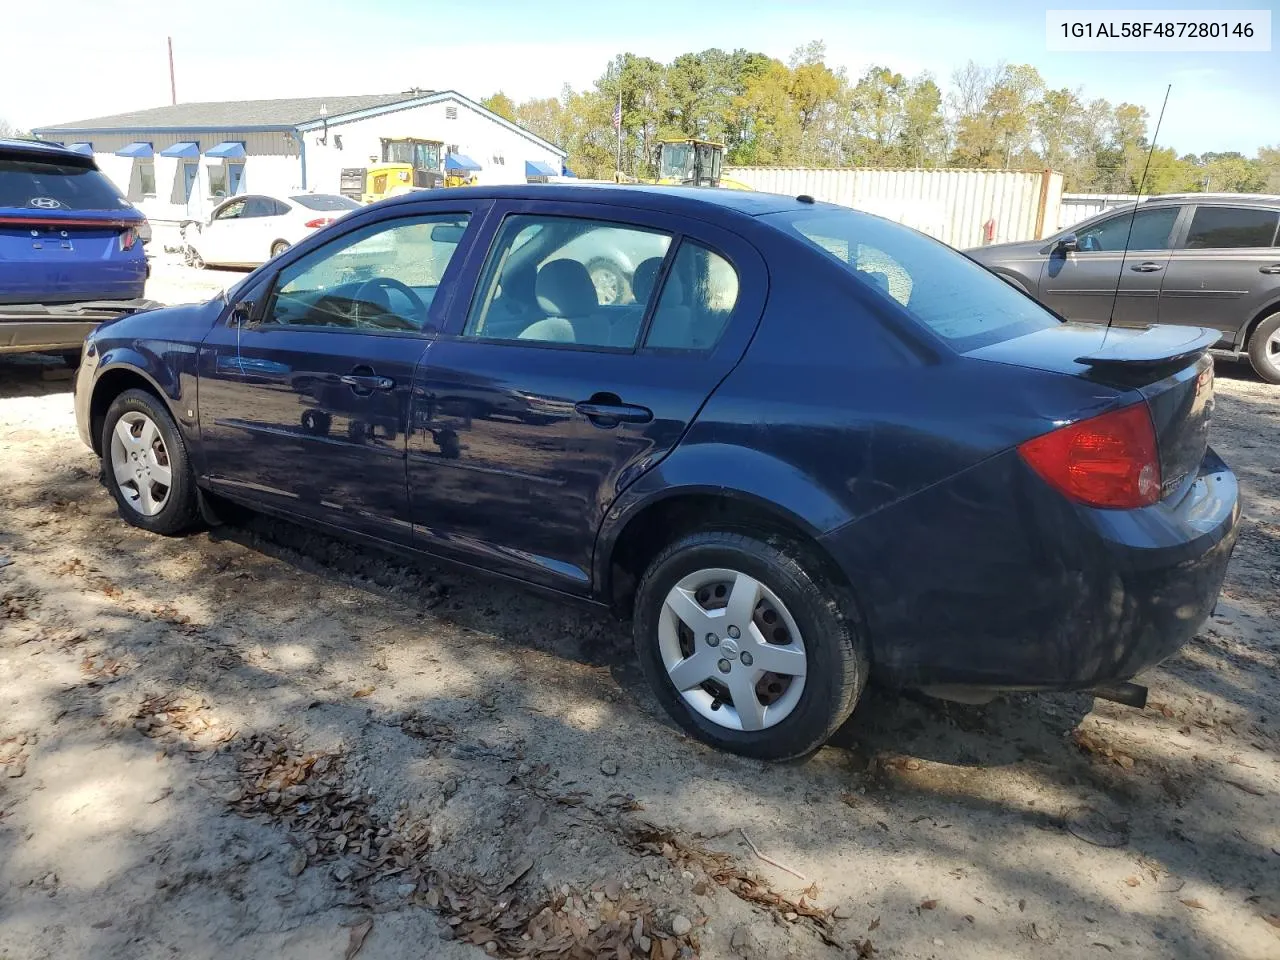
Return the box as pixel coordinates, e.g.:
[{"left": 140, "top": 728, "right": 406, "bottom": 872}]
[{"left": 654, "top": 138, "right": 753, "bottom": 190}]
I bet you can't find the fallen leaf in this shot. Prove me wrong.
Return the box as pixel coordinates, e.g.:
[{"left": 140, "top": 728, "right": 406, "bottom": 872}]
[
  {"left": 1125, "top": 876, "right": 1141, "bottom": 887},
  {"left": 1180, "top": 899, "right": 1207, "bottom": 911},
  {"left": 920, "top": 899, "right": 938, "bottom": 911},
  {"left": 868, "top": 917, "right": 880, "bottom": 931},
  {"left": 352, "top": 687, "right": 375, "bottom": 699},
  {"left": 344, "top": 919, "right": 373, "bottom": 960}
]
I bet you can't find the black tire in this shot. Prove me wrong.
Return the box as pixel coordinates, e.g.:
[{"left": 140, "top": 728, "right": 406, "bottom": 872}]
[
  {"left": 632, "top": 531, "right": 867, "bottom": 761},
  {"left": 1247, "top": 312, "right": 1280, "bottom": 384},
  {"left": 60, "top": 350, "right": 82, "bottom": 369},
  {"left": 101, "top": 389, "right": 200, "bottom": 536}
]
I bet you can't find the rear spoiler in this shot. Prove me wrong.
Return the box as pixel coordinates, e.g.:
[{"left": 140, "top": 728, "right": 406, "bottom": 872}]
[{"left": 1074, "top": 325, "right": 1219, "bottom": 370}]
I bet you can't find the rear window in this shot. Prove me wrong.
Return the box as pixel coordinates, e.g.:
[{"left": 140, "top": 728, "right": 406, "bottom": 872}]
[
  {"left": 762, "top": 208, "right": 1061, "bottom": 351},
  {"left": 290, "top": 194, "right": 361, "bottom": 211},
  {"left": 0, "top": 158, "right": 130, "bottom": 211},
  {"left": 1184, "top": 206, "right": 1280, "bottom": 249}
]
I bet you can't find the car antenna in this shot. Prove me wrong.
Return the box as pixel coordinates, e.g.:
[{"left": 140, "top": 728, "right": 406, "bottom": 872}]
[{"left": 1104, "top": 83, "right": 1171, "bottom": 339}]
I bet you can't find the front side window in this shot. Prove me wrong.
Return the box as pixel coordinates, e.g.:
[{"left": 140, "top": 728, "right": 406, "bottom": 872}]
[
  {"left": 765, "top": 207, "right": 1061, "bottom": 351},
  {"left": 643, "top": 240, "right": 739, "bottom": 351},
  {"left": 1076, "top": 206, "right": 1179, "bottom": 252},
  {"left": 264, "top": 214, "right": 471, "bottom": 333},
  {"left": 1183, "top": 206, "right": 1280, "bottom": 249},
  {"left": 464, "top": 215, "right": 672, "bottom": 348},
  {"left": 213, "top": 199, "right": 246, "bottom": 221},
  {"left": 0, "top": 158, "right": 131, "bottom": 210}
]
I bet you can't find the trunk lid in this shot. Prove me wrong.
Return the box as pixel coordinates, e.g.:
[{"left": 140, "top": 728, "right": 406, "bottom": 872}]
[
  {"left": 0, "top": 208, "right": 145, "bottom": 305},
  {"left": 969, "top": 321, "right": 1217, "bottom": 503}
]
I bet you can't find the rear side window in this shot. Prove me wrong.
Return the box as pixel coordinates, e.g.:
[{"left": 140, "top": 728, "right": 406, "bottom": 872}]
[
  {"left": 1183, "top": 206, "right": 1280, "bottom": 249},
  {"left": 764, "top": 208, "right": 1059, "bottom": 351},
  {"left": 0, "top": 158, "right": 130, "bottom": 211},
  {"left": 643, "top": 241, "right": 739, "bottom": 351},
  {"left": 292, "top": 194, "right": 361, "bottom": 211}
]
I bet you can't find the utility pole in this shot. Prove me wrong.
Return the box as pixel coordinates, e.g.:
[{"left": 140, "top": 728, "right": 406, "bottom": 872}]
[{"left": 168, "top": 37, "right": 177, "bottom": 105}]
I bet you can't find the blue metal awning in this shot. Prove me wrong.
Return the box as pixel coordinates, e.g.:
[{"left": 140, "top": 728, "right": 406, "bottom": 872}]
[
  {"left": 116, "top": 141, "right": 153, "bottom": 158},
  {"left": 445, "top": 153, "right": 482, "bottom": 172},
  {"left": 525, "top": 160, "right": 558, "bottom": 177},
  {"left": 67, "top": 142, "right": 94, "bottom": 156},
  {"left": 205, "top": 141, "right": 246, "bottom": 160},
  {"left": 159, "top": 141, "right": 200, "bottom": 159}
]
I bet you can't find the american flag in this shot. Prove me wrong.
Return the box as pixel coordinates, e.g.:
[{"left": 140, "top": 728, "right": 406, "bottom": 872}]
[{"left": 611, "top": 99, "right": 622, "bottom": 130}]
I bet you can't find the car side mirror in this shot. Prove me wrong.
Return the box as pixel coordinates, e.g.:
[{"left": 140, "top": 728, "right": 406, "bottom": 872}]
[
  {"left": 1056, "top": 234, "right": 1079, "bottom": 253},
  {"left": 230, "top": 299, "right": 255, "bottom": 326}
]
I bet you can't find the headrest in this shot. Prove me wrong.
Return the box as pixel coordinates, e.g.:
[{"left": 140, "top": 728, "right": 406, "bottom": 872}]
[{"left": 536, "top": 259, "right": 598, "bottom": 317}]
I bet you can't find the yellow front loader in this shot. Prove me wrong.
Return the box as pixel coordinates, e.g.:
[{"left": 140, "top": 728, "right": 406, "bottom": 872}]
[{"left": 613, "top": 139, "right": 752, "bottom": 190}]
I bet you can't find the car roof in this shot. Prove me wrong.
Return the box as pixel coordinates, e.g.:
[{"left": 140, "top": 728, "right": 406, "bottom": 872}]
[
  {"left": 377, "top": 182, "right": 839, "bottom": 220},
  {"left": 1143, "top": 193, "right": 1280, "bottom": 208},
  {"left": 0, "top": 137, "right": 97, "bottom": 166}
]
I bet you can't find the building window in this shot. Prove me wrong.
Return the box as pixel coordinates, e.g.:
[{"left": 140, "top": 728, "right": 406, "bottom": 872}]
[
  {"left": 207, "top": 163, "right": 229, "bottom": 199},
  {"left": 445, "top": 105, "right": 458, "bottom": 120},
  {"left": 138, "top": 161, "right": 156, "bottom": 198}
]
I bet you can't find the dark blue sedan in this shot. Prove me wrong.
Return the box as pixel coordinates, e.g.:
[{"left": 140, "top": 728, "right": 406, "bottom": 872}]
[{"left": 73, "top": 184, "right": 1240, "bottom": 760}]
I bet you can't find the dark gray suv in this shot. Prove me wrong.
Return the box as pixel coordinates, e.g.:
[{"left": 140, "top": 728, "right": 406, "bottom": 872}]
[{"left": 966, "top": 194, "right": 1280, "bottom": 382}]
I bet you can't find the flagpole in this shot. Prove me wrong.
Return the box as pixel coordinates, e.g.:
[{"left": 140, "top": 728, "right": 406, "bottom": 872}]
[{"left": 615, "top": 86, "right": 622, "bottom": 174}]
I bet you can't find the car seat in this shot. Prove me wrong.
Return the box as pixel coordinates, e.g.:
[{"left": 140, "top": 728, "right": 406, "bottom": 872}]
[{"left": 522, "top": 259, "right": 608, "bottom": 345}]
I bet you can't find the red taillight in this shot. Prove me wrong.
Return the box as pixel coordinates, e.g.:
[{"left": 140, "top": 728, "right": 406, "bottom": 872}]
[
  {"left": 119, "top": 227, "right": 138, "bottom": 251},
  {"left": 304, "top": 217, "right": 335, "bottom": 228},
  {"left": 1018, "top": 402, "right": 1161, "bottom": 509}
]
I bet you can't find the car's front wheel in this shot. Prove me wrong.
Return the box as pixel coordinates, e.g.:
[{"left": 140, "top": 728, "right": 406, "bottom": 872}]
[
  {"left": 102, "top": 389, "right": 200, "bottom": 535},
  {"left": 1247, "top": 312, "right": 1280, "bottom": 384},
  {"left": 271, "top": 240, "right": 291, "bottom": 259},
  {"left": 633, "top": 531, "right": 866, "bottom": 761}
]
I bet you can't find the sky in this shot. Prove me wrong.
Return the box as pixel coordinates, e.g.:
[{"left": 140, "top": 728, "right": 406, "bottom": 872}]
[{"left": 1, "top": 0, "right": 1276, "bottom": 156}]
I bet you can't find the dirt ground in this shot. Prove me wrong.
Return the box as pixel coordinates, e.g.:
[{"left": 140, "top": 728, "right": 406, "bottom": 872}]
[{"left": 1, "top": 258, "right": 1279, "bottom": 960}]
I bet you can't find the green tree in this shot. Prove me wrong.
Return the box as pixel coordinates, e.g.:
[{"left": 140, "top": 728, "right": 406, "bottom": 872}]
[
  {"left": 730, "top": 58, "right": 802, "bottom": 165},
  {"left": 480, "top": 92, "right": 516, "bottom": 122}
]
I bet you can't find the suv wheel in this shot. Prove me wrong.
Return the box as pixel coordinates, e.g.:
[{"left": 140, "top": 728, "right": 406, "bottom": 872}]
[
  {"left": 1247, "top": 312, "right": 1280, "bottom": 384},
  {"left": 102, "top": 389, "right": 200, "bottom": 535},
  {"left": 633, "top": 531, "right": 866, "bottom": 761}
]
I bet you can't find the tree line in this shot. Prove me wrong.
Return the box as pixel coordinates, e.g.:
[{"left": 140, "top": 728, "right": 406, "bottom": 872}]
[{"left": 482, "top": 42, "right": 1280, "bottom": 194}]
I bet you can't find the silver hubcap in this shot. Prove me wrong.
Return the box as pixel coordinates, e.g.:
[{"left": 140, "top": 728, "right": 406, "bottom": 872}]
[
  {"left": 1267, "top": 328, "right": 1280, "bottom": 359},
  {"left": 109, "top": 412, "right": 172, "bottom": 517},
  {"left": 590, "top": 266, "right": 623, "bottom": 305},
  {"left": 658, "top": 568, "right": 807, "bottom": 732}
]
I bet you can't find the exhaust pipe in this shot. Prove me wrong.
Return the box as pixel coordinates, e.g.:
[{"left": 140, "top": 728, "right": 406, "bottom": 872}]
[{"left": 1089, "top": 681, "right": 1148, "bottom": 709}]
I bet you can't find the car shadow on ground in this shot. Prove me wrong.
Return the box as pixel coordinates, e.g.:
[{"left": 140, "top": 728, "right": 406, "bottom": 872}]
[{"left": 0, "top": 354, "right": 76, "bottom": 400}]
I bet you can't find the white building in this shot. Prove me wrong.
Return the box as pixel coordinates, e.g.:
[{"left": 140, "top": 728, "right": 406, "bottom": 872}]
[{"left": 33, "top": 90, "right": 568, "bottom": 223}]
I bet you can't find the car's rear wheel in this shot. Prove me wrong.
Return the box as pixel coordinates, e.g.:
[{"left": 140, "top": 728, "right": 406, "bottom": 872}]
[
  {"left": 271, "top": 240, "right": 291, "bottom": 258},
  {"left": 633, "top": 531, "right": 866, "bottom": 761},
  {"left": 587, "top": 259, "right": 628, "bottom": 305},
  {"left": 102, "top": 389, "right": 199, "bottom": 535},
  {"left": 1247, "top": 312, "right": 1280, "bottom": 384}
]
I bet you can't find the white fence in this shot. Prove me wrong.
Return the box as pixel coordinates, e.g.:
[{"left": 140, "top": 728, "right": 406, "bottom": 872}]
[
  {"left": 1056, "top": 194, "right": 1139, "bottom": 232},
  {"left": 724, "top": 167, "right": 1063, "bottom": 249}
]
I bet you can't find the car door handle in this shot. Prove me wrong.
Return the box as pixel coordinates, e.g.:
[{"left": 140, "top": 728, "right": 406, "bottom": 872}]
[
  {"left": 341, "top": 374, "right": 395, "bottom": 392},
  {"left": 575, "top": 399, "right": 653, "bottom": 426},
  {"left": 1130, "top": 262, "right": 1164, "bottom": 272},
  {"left": 1261, "top": 264, "right": 1280, "bottom": 275}
]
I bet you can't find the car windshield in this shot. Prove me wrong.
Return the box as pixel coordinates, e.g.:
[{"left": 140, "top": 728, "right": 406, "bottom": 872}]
[
  {"left": 762, "top": 207, "right": 1062, "bottom": 351},
  {"left": 0, "top": 157, "right": 131, "bottom": 211},
  {"left": 290, "top": 194, "right": 361, "bottom": 211}
]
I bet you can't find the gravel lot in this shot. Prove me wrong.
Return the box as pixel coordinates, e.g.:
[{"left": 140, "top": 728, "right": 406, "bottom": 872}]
[{"left": 1, "top": 259, "right": 1278, "bottom": 959}]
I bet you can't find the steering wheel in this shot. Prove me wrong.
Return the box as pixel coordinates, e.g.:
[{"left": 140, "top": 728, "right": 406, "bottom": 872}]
[{"left": 352, "top": 276, "right": 426, "bottom": 330}]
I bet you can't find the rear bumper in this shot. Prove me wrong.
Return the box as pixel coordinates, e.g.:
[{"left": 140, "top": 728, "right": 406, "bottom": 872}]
[
  {"left": 0, "top": 299, "right": 160, "bottom": 354},
  {"left": 819, "top": 447, "right": 1241, "bottom": 692}
]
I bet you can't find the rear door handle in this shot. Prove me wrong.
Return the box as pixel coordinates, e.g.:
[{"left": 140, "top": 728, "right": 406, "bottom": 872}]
[
  {"left": 341, "top": 374, "right": 395, "bottom": 392},
  {"left": 1130, "top": 262, "right": 1164, "bottom": 272},
  {"left": 575, "top": 400, "right": 653, "bottom": 426},
  {"left": 1261, "top": 264, "right": 1280, "bottom": 275}
]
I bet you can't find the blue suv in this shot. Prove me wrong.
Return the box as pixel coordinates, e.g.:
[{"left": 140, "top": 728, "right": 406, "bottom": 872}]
[{"left": 1, "top": 139, "right": 153, "bottom": 363}]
